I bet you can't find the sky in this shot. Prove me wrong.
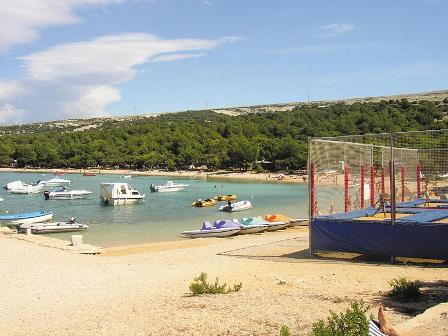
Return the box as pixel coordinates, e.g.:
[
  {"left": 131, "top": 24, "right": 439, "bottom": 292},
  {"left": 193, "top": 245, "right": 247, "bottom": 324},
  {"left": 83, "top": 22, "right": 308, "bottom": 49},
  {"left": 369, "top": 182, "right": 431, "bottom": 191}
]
[{"left": 0, "top": 0, "right": 447, "bottom": 124}]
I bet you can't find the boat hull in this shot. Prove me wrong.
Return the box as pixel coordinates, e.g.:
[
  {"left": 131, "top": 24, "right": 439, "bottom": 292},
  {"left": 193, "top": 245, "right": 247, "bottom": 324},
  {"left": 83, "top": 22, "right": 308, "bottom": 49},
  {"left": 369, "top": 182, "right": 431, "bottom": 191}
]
[
  {"left": 181, "top": 227, "right": 240, "bottom": 238},
  {"left": 264, "top": 221, "right": 289, "bottom": 231},
  {"left": 237, "top": 225, "right": 267, "bottom": 234},
  {"left": 20, "top": 222, "right": 89, "bottom": 233},
  {"left": 288, "top": 218, "right": 309, "bottom": 227},
  {"left": 100, "top": 196, "right": 145, "bottom": 206},
  {"left": 0, "top": 212, "right": 53, "bottom": 225},
  {"left": 45, "top": 191, "right": 92, "bottom": 200},
  {"left": 156, "top": 186, "right": 186, "bottom": 192}
]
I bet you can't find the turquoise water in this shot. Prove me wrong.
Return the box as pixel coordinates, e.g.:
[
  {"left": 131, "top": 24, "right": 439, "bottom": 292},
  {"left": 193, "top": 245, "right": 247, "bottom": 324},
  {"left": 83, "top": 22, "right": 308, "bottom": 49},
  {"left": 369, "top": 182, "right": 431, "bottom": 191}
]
[{"left": 0, "top": 172, "right": 308, "bottom": 247}]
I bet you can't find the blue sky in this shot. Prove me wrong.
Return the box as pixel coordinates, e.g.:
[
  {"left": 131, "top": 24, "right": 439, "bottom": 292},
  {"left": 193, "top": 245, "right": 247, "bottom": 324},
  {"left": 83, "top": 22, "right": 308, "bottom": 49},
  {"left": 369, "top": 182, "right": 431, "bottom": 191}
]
[{"left": 0, "top": 0, "right": 447, "bottom": 124}]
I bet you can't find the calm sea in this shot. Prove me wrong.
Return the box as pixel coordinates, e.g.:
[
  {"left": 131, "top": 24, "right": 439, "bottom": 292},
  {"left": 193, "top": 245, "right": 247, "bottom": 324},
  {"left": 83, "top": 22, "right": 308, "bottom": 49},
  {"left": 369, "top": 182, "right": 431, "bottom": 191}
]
[{"left": 0, "top": 172, "right": 309, "bottom": 247}]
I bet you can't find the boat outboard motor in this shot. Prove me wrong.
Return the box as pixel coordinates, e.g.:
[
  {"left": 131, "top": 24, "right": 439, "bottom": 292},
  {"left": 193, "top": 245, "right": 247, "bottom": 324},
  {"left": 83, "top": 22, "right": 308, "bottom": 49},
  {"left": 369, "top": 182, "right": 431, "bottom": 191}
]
[{"left": 43, "top": 190, "right": 50, "bottom": 200}]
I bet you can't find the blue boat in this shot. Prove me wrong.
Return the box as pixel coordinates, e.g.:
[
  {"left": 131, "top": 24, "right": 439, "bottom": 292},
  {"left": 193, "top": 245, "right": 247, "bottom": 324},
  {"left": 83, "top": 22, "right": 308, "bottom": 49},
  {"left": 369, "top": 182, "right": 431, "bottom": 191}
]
[{"left": 0, "top": 211, "right": 53, "bottom": 225}]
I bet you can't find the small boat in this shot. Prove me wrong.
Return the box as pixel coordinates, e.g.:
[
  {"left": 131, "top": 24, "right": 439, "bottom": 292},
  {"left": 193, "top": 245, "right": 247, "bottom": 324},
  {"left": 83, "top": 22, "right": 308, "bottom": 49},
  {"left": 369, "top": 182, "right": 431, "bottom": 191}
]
[
  {"left": 0, "top": 211, "right": 53, "bottom": 226},
  {"left": 261, "top": 215, "right": 289, "bottom": 231},
  {"left": 10, "top": 183, "right": 44, "bottom": 194},
  {"left": 4, "top": 180, "right": 25, "bottom": 190},
  {"left": 0, "top": 197, "right": 3, "bottom": 202},
  {"left": 180, "top": 220, "right": 240, "bottom": 238},
  {"left": 100, "top": 183, "right": 145, "bottom": 206},
  {"left": 264, "top": 214, "right": 308, "bottom": 227},
  {"left": 121, "top": 175, "right": 132, "bottom": 179},
  {"left": 42, "top": 178, "right": 71, "bottom": 186},
  {"left": 232, "top": 217, "right": 268, "bottom": 234},
  {"left": 83, "top": 172, "right": 96, "bottom": 176},
  {"left": 44, "top": 187, "right": 93, "bottom": 200},
  {"left": 214, "top": 194, "right": 237, "bottom": 201},
  {"left": 150, "top": 181, "right": 189, "bottom": 193},
  {"left": 20, "top": 218, "right": 88, "bottom": 233},
  {"left": 219, "top": 200, "right": 252, "bottom": 212},
  {"left": 192, "top": 198, "right": 216, "bottom": 207}
]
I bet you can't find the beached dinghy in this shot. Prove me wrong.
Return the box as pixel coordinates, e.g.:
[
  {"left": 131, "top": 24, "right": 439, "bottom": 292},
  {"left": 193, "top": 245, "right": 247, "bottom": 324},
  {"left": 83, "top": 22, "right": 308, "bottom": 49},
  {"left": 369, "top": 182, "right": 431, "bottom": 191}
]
[
  {"left": 100, "top": 183, "right": 145, "bottom": 206},
  {"left": 20, "top": 218, "right": 88, "bottom": 233},
  {"left": 264, "top": 214, "right": 307, "bottom": 227},
  {"left": 219, "top": 200, "right": 252, "bottom": 212},
  {"left": 150, "top": 181, "right": 189, "bottom": 192},
  {"left": 42, "top": 177, "right": 71, "bottom": 187},
  {"left": 259, "top": 215, "right": 289, "bottom": 231},
  {"left": 0, "top": 210, "right": 53, "bottom": 226},
  {"left": 44, "top": 187, "right": 92, "bottom": 200},
  {"left": 4, "top": 180, "right": 25, "bottom": 190},
  {"left": 180, "top": 220, "right": 241, "bottom": 238},
  {"left": 232, "top": 217, "right": 268, "bottom": 234}
]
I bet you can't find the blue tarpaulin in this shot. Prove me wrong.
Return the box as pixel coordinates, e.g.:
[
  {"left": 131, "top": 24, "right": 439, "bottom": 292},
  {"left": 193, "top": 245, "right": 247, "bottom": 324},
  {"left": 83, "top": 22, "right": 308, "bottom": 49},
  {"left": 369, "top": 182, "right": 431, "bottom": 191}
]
[{"left": 311, "top": 218, "right": 448, "bottom": 259}]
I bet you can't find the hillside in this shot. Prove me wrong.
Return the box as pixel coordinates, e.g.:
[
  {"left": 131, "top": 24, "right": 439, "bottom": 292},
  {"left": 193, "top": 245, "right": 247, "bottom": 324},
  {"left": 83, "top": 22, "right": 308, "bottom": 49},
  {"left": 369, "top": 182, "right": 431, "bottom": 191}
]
[
  {"left": 1, "top": 92, "right": 448, "bottom": 171},
  {"left": 1, "top": 90, "right": 447, "bottom": 136}
]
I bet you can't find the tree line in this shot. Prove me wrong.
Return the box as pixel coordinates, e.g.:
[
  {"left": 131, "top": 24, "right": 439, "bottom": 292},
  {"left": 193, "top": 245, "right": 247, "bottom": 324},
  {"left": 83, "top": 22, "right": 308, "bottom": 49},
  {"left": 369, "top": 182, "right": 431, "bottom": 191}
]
[{"left": 0, "top": 99, "right": 447, "bottom": 171}]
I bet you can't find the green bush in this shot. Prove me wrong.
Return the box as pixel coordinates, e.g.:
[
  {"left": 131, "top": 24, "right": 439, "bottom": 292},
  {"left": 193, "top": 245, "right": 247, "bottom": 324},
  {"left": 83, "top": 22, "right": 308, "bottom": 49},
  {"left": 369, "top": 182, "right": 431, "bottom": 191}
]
[
  {"left": 189, "top": 272, "right": 242, "bottom": 296},
  {"left": 280, "top": 325, "right": 291, "bottom": 336},
  {"left": 310, "top": 301, "right": 369, "bottom": 336},
  {"left": 388, "top": 277, "right": 422, "bottom": 301},
  {"left": 254, "top": 163, "right": 265, "bottom": 173}
]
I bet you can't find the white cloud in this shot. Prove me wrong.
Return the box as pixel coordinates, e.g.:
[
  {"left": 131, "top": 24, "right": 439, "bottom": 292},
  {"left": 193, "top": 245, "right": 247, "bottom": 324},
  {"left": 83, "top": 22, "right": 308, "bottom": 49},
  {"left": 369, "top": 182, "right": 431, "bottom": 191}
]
[
  {"left": 0, "top": 0, "right": 122, "bottom": 52},
  {"left": 151, "top": 53, "right": 206, "bottom": 63},
  {"left": 317, "top": 23, "right": 355, "bottom": 37},
  {"left": 0, "top": 33, "right": 240, "bottom": 124},
  {"left": 270, "top": 42, "right": 382, "bottom": 55}
]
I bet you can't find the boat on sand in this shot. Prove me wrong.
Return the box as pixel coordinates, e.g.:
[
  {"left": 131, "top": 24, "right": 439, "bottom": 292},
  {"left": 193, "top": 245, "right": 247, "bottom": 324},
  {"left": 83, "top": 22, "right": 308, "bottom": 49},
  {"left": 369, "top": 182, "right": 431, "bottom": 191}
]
[
  {"left": 180, "top": 220, "right": 240, "bottom": 238},
  {"left": 232, "top": 217, "right": 268, "bottom": 234}
]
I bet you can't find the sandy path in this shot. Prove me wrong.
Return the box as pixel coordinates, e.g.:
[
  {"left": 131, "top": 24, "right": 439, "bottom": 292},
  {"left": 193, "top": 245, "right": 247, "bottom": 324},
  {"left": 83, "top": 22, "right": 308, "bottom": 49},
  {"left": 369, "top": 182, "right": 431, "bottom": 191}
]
[{"left": 1, "top": 229, "right": 447, "bottom": 336}]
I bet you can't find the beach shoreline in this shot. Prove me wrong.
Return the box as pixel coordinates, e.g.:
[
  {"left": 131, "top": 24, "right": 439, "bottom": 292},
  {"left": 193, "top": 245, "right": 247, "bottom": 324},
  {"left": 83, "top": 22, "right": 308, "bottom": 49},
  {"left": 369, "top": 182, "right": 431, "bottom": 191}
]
[
  {"left": 1, "top": 228, "right": 447, "bottom": 336},
  {"left": 0, "top": 167, "right": 307, "bottom": 184}
]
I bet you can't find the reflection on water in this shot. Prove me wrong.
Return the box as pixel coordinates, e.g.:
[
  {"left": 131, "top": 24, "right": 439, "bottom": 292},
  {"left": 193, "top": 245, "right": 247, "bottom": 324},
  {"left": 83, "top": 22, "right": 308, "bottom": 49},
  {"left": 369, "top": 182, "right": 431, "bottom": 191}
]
[{"left": 0, "top": 172, "right": 308, "bottom": 246}]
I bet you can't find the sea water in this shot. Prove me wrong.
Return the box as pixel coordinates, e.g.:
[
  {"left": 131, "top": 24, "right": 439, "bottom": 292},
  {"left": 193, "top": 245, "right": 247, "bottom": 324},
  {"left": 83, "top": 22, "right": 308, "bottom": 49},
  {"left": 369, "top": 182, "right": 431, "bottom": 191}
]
[{"left": 0, "top": 172, "right": 309, "bottom": 247}]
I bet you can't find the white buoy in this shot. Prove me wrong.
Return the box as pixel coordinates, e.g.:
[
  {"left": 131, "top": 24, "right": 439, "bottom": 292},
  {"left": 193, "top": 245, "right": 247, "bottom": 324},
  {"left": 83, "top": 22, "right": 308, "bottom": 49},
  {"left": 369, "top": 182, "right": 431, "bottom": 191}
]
[{"left": 71, "top": 235, "right": 83, "bottom": 246}]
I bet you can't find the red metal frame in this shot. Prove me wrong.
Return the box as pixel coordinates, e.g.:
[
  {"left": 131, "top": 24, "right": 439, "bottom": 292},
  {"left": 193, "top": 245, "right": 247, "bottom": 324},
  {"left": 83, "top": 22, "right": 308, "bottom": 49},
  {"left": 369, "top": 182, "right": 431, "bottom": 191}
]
[
  {"left": 370, "top": 165, "right": 375, "bottom": 207},
  {"left": 360, "top": 163, "right": 365, "bottom": 208},
  {"left": 311, "top": 163, "right": 315, "bottom": 216},
  {"left": 344, "top": 165, "right": 349, "bottom": 212}
]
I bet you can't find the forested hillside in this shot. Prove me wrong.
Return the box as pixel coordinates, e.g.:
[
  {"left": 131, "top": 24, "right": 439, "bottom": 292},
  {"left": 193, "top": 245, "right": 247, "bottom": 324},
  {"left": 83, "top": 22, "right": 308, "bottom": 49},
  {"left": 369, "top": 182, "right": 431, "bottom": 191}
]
[{"left": 1, "top": 98, "right": 448, "bottom": 171}]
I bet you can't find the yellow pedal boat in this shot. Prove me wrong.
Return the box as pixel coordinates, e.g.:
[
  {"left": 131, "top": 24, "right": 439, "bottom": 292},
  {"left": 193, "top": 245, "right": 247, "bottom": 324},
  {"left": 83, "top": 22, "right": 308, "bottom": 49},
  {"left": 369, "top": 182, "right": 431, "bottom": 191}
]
[
  {"left": 192, "top": 198, "right": 216, "bottom": 207},
  {"left": 214, "top": 194, "right": 237, "bottom": 201}
]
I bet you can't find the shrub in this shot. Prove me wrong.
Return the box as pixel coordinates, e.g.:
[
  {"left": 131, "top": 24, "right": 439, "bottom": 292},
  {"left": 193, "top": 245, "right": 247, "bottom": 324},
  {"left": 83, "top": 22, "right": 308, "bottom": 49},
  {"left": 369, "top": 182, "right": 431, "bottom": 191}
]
[
  {"left": 280, "top": 325, "right": 291, "bottom": 336},
  {"left": 189, "top": 272, "right": 242, "bottom": 296},
  {"left": 310, "top": 301, "right": 369, "bottom": 336},
  {"left": 388, "top": 277, "right": 422, "bottom": 301},
  {"left": 254, "top": 163, "right": 265, "bottom": 173}
]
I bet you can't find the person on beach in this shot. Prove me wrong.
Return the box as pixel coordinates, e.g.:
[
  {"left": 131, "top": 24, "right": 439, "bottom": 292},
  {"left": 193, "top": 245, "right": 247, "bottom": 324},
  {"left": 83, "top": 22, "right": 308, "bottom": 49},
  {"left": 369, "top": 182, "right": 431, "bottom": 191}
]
[
  {"left": 373, "top": 193, "right": 387, "bottom": 217},
  {"left": 370, "top": 306, "right": 413, "bottom": 336},
  {"left": 424, "top": 181, "right": 431, "bottom": 207}
]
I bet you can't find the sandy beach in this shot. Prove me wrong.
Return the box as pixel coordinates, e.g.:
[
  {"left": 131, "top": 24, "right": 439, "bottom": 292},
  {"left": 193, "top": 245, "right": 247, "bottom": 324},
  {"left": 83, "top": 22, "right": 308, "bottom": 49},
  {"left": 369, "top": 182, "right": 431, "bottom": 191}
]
[
  {"left": 0, "top": 167, "right": 307, "bottom": 184},
  {"left": 1, "top": 227, "right": 447, "bottom": 336}
]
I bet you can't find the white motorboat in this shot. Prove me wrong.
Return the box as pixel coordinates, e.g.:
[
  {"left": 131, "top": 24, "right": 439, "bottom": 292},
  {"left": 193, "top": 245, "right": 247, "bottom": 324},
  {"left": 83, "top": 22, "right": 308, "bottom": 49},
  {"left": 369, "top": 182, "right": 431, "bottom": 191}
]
[
  {"left": 0, "top": 198, "right": 3, "bottom": 202},
  {"left": 180, "top": 221, "right": 240, "bottom": 238},
  {"left": 4, "top": 180, "right": 25, "bottom": 190},
  {"left": 150, "top": 181, "right": 189, "bottom": 193},
  {"left": 44, "top": 187, "right": 92, "bottom": 200},
  {"left": 219, "top": 200, "right": 252, "bottom": 212},
  {"left": 20, "top": 220, "right": 88, "bottom": 233},
  {"left": 0, "top": 211, "right": 53, "bottom": 226},
  {"left": 42, "top": 177, "right": 71, "bottom": 187},
  {"left": 100, "top": 183, "right": 145, "bottom": 206},
  {"left": 121, "top": 175, "right": 132, "bottom": 179},
  {"left": 10, "top": 183, "right": 44, "bottom": 194}
]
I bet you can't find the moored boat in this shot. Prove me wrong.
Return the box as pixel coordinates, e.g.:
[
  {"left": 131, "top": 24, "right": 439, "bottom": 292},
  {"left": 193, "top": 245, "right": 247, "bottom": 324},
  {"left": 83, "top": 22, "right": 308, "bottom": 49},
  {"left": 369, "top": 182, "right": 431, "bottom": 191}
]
[
  {"left": 10, "top": 183, "right": 44, "bottom": 194},
  {"left": 42, "top": 178, "right": 71, "bottom": 186},
  {"left": 150, "top": 181, "right": 189, "bottom": 193},
  {"left": 261, "top": 215, "right": 289, "bottom": 231},
  {"left": 20, "top": 219, "right": 88, "bottom": 233},
  {"left": 0, "top": 197, "right": 3, "bottom": 202},
  {"left": 219, "top": 200, "right": 252, "bottom": 212},
  {"left": 192, "top": 198, "right": 216, "bottom": 207},
  {"left": 44, "top": 187, "right": 93, "bottom": 200},
  {"left": 0, "top": 211, "right": 53, "bottom": 226},
  {"left": 100, "top": 183, "right": 145, "bottom": 206},
  {"left": 4, "top": 180, "right": 25, "bottom": 190},
  {"left": 180, "top": 220, "right": 240, "bottom": 238},
  {"left": 214, "top": 194, "right": 237, "bottom": 201},
  {"left": 121, "top": 175, "right": 132, "bottom": 179},
  {"left": 264, "top": 214, "right": 307, "bottom": 227}
]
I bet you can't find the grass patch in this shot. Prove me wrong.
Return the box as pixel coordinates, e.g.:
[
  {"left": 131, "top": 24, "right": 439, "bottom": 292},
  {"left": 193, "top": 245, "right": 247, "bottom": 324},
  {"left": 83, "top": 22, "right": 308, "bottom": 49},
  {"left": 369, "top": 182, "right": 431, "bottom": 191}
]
[
  {"left": 280, "top": 325, "right": 291, "bottom": 336},
  {"left": 388, "top": 277, "right": 422, "bottom": 301},
  {"left": 310, "top": 301, "right": 370, "bottom": 336},
  {"left": 189, "top": 272, "right": 242, "bottom": 296}
]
